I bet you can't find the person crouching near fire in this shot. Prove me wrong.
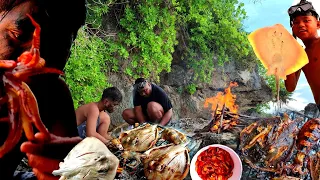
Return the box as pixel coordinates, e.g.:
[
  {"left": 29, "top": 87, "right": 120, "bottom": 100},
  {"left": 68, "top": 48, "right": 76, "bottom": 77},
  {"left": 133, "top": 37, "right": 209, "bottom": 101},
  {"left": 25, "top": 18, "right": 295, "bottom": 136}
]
[{"left": 122, "top": 78, "right": 173, "bottom": 126}]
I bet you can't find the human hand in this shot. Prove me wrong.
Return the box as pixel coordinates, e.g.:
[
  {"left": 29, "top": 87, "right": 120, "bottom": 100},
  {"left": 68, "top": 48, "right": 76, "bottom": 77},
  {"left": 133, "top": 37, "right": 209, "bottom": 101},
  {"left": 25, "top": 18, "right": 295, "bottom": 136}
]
[{"left": 20, "top": 132, "right": 82, "bottom": 180}]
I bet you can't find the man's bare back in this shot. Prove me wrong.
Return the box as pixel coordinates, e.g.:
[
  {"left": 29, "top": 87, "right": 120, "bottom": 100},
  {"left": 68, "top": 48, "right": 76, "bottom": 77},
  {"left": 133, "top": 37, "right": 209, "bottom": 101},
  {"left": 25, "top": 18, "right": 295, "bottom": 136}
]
[
  {"left": 75, "top": 87, "right": 122, "bottom": 143},
  {"left": 302, "top": 38, "right": 320, "bottom": 104},
  {"left": 76, "top": 102, "right": 100, "bottom": 126}
]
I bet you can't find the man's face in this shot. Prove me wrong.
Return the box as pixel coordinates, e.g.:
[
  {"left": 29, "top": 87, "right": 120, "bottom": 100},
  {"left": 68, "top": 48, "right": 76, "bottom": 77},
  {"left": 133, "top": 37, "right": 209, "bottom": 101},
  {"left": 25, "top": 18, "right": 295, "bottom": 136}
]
[
  {"left": 104, "top": 99, "right": 119, "bottom": 113},
  {"left": 292, "top": 15, "right": 320, "bottom": 40},
  {"left": 0, "top": 1, "right": 37, "bottom": 60},
  {"left": 138, "top": 83, "right": 151, "bottom": 97}
]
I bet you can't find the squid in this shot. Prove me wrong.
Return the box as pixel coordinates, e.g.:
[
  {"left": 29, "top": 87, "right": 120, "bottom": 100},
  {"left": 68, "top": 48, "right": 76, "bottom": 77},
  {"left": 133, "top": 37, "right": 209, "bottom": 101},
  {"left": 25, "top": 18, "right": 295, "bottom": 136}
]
[{"left": 0, "top": 14, "right": 63, "bottom": 157}]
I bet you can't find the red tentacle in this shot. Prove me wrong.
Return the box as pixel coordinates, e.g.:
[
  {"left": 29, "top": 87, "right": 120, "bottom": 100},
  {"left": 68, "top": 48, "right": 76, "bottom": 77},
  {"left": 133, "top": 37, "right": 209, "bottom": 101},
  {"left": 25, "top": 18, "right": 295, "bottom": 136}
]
[
  {"left": 0, "top": 93, "right": 23, "bottom": 158},
  {"left": 0, "top": 60, "right": 17, "bottom": 69},
  {"left": 26, "top": 13, "right": 40, "bottom": 50},
  {"left": 20, "top": 82, "right": 50, "bottom": 141}
]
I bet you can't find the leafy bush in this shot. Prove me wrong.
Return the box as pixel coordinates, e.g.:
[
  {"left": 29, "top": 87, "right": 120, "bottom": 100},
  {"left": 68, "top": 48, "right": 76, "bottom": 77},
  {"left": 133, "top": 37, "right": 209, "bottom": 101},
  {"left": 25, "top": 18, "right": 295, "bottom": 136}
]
[
  {"left": 82, "top": 0, "right": 251, "bottom": 83},
  {"left": 64, "top": 28, "right": 111, "bottom": 108},
  {"left": 186, "top": 83, "right": 197, "bottom": 95},
  {"left": 177, "top": 0, "right": 250, "bottom": 82}
]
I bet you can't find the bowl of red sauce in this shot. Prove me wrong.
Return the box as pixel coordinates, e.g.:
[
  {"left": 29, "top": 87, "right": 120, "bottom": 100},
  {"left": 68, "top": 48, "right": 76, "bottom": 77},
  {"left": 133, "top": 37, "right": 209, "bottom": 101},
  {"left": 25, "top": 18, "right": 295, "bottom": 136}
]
[{"left": 190, "top": 144, "right": 242, "bottom": 180}]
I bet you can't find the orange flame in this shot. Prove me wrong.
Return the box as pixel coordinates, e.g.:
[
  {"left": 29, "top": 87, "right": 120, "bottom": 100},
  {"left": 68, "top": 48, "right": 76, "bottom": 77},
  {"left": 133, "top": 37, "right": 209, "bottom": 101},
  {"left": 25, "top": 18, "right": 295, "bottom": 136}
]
[{"left": 204, "top": 82, "right": 238, "bottom": 114}]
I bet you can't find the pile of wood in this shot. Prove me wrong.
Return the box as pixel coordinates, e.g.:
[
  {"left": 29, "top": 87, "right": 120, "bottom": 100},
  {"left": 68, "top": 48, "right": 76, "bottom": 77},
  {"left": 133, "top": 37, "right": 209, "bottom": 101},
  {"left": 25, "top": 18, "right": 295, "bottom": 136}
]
[{"left": 202, "top": 105, "right": 259, "bottom": 134}]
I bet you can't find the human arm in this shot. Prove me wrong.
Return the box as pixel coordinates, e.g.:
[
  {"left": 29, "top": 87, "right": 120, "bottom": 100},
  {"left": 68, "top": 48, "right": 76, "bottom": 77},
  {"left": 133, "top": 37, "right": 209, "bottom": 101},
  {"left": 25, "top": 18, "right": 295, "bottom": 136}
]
[
  {"left": 284, "top": 69, "right": 302, "bottom": 92},
  {"left": 97, "top": 111, "right": 113, "bottom": 140},
  {"left": 133, "top": 92, "right": 147, "bottom": 123},
  {"left": 160, "top": 108, "right": 173, "bottom": 126},
  {"left": 134, "top": 105, "right": 147, "bottom": 123},
  {"left": 155, "top": 85, "right": 173, "bottom": 126},
  {"left": 85, "top": 106, "right": 110, "bottom": 144},
  {"left": 20, "top": 132, "right": 82, "bottom": 180}
]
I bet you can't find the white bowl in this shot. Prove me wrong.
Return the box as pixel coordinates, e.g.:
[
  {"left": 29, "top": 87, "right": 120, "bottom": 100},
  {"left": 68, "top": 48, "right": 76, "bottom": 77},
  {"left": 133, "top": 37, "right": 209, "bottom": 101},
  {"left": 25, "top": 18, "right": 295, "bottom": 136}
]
[{"left": 190, "top": 144, "right": 242, "bottom": 180}]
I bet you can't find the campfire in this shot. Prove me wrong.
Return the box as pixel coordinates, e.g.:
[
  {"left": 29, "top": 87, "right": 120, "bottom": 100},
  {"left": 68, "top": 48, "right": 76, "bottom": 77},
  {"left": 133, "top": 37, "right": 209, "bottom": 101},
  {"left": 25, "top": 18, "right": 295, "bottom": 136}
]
[
  {"left": 201, "top": 82, "right": 320, "bottom": 180},
  {"left": 203, "top": 82, "right": 243, "bottom": 133}
]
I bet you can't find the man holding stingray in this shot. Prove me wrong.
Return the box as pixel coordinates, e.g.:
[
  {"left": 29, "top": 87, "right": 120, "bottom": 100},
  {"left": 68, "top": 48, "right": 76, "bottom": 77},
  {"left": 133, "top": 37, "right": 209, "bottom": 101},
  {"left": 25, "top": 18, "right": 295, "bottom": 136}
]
[{"left": 285, "top": 0, "right": 320, "bottom": 110}]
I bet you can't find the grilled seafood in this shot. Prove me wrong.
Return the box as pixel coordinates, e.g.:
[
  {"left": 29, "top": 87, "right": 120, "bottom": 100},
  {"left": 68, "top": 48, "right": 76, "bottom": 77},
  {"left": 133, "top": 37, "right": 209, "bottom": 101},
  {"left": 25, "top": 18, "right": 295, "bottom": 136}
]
[
  {"left": 143, "top": 143, "right": 190, "bottom": 180},
  {"left": 119, "top": 123, "right": 159, "bottom": 152},
  {"left": 240, "top": 114, "right": 300, "bottom": 173},
  {"left": 52, "top": 137, "right": 120, "bottom": 180},
  {"left": 296, "top": 118, "right": 320, "bottom": 151},
  {"left": 118, "top": 123, "right": 159, "bottom": 168},
  {"left": 161, "top": 127, "right": 187, "bottom": 145},
  {"left": 291, "top": 118, "right": 320, "bottom": 176},
  {"left": 309, "top": 152, "right": 320, "bottom": 180},
  {"left": 195, "top": 146, "right": 234, "bottom": 180},
  {"left": 272, "top": 176, "right": 302, "bottom": 180},
  {"left": 0, "top": 14, "right": 63, "bottom": 157}
]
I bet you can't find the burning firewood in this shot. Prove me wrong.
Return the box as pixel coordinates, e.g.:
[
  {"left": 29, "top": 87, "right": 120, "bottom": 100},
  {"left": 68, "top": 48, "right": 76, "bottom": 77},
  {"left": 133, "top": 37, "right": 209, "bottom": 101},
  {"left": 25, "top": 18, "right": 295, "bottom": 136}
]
[
  {"left": 204, "top": 82, "right": 240, "bottom": 133},
  {"left": 210, "top": 108, "right": 240, "bottom": 133}
]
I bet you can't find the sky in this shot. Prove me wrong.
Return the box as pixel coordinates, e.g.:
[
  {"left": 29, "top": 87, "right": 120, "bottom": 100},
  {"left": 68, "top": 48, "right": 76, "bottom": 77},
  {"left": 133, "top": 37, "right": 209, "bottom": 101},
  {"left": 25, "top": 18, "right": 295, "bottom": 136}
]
[{"left": 239, "top": 0, "right": 320, "bottom": 112}]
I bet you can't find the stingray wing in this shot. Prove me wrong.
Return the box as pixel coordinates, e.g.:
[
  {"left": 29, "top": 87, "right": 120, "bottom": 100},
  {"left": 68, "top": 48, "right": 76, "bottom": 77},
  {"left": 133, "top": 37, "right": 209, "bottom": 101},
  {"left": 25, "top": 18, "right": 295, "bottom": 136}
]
[{"left": 248, "top": 24, "right": 308, "bottom": 79}]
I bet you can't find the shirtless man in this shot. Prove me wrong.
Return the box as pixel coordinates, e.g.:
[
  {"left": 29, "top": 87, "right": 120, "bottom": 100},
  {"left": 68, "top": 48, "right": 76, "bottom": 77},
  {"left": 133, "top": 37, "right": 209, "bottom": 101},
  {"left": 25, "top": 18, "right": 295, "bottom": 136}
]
[
  {"left": 76, "top": 87, "right": 122, "bottom": 144},
  {"left": 285, "top": 0, "right": 320, "bottom": 110}
]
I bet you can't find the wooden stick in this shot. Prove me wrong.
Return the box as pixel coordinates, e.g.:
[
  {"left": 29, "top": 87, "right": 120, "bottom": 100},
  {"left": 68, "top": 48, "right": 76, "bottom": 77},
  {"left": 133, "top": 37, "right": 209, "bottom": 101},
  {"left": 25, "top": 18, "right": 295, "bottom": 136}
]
[
  {"left": 216, "top": 109, "right": 259, "bottom": 119},
  {"left": 218, "top": 103, "right": 226, "bottom": 134},
  {"left": 208, "top": 105, "right": 219, "bottom": 132},
  {"left": 212, "top": 104, "right": 219, "bottom": 120},
  {"left": 199, "top": 105, "right": 219, "bottom": 132}
]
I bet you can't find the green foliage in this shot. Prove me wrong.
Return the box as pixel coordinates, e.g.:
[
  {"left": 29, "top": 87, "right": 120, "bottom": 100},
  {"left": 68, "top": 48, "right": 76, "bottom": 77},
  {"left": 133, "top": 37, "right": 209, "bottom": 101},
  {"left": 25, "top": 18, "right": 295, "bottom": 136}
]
[
  {"left": 253, "top": 103, "right": 271, "bottom": 113},
  {"left": 186, "top": 83, "right": 197, "bottom": 95},
  {"left": 64, "top": 28, "right": 111, "bottom": 108},
  {"left": 86, "top": 0, "right": 112, "bottom": 28},
  {"left": 83, "top": 0, "right": 250, "bottom": 83},
  {"left": 177, "top": 0, "right": 251, "bottom": 82},
  {"left": 176, "top": 86, "right": 183, "bottom": 94},
  {"left": 246, "top": 105, "right": 273, "bottom": 117},
  {"left": 102, "top": 0, "right": 178, "bottom": 81}
]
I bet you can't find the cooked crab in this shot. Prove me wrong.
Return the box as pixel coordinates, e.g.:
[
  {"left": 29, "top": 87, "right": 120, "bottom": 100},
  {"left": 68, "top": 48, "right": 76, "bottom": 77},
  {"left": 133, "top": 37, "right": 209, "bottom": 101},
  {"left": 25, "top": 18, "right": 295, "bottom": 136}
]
[
  {"left": 52, "top": 137, "right": 120, "bottom": 180},
  {"left": 309, "top": 152, "right": 320, "bottom": 180},
  {"left": 272, "top": 176, "right": 301, "bottom": 180},
  {"left": 161, "top": 127, "right": 187, "bottom": 145},
  {"left": 240, "top": 114, "right": 300, "bottom": 173},
  {"left": 117, "top": 123, "right": 159, "bottom": 168},
  {"left": 142, "top": 143, "right": 190, "bottom": 180},
  {"left": 119, "top": 123, "right": 159, "bottom": 152},
  {"left": 290, "top": 118, "right": 320, "bottom": 176},
  {"left": 296, "top": 118, "right": 320, "bottom": 152}
]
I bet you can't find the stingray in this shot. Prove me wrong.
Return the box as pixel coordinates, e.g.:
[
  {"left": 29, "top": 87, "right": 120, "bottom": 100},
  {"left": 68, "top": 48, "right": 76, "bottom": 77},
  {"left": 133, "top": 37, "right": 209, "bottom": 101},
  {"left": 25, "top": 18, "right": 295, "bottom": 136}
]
[{"left": 248, "top": 24, "right": 308, "bottom": 104}]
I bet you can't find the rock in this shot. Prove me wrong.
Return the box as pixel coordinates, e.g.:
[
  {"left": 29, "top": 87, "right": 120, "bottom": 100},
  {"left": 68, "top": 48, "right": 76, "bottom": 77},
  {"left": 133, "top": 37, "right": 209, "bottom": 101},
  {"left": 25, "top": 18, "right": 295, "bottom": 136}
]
[
  {"left": 160, "top": 65, "right": 193, "bottom": 87},
  {"left": 106, "top": 52, "right": 272, "bottom": 129},
  {"left": 192, "top": 132, "right": 239, "bottom": 151},
  {"left": 304, "top": 103, "right": 320, "bottom": 118},
  {"left": 167, "top": 118, "right": 211, "bottom": 136},
  {"left": 16, "top": 157, "right": 32, "bottom": 172}
]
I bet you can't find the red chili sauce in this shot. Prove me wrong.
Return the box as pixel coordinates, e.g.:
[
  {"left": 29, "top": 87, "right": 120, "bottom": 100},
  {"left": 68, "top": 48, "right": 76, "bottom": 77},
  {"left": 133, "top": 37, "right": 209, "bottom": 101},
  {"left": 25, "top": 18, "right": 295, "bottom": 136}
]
[{"left": 195, "top": 147, "right": 234, "bottom": 180}]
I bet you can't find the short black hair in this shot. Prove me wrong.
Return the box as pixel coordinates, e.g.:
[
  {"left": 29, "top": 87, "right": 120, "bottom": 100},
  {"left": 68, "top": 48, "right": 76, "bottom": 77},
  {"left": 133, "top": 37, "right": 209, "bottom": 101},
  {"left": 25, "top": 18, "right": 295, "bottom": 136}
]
[
  {"left": 134, "top": 78, "right": 146, "bottom": 85},
  {"left": 133, "top": 77, "right": 148, "bottom": 92},
  {"left": 101, "top": 87, "right": 122, "bottom": 103}
]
